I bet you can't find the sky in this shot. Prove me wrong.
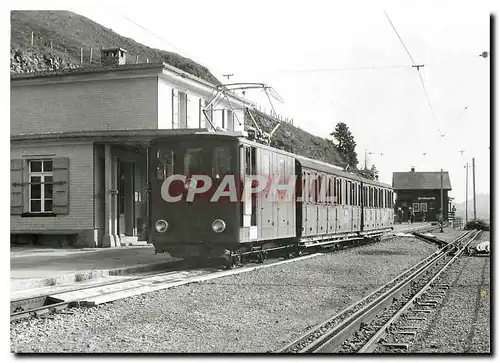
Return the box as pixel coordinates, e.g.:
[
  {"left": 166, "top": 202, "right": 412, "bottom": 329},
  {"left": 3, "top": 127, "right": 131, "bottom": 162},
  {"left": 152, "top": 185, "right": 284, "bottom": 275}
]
[{"left": 68, "top": 2, "right": 489, "bottom": 203}]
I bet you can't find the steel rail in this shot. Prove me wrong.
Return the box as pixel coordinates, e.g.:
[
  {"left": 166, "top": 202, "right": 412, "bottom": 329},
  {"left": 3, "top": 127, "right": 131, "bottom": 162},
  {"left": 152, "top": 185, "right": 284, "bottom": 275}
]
[
  {"left": 276, "top": 230, "right": 472, "bottom": 353},
  {"left": 357, "top": 229, "right": 483, "bottom": 353}
]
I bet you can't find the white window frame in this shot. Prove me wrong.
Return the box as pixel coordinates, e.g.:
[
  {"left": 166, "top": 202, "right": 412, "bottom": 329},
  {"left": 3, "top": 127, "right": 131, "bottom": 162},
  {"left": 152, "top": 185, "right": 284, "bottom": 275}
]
[{"left": 29, "top": 159, "right": 53, "bottom": 213}]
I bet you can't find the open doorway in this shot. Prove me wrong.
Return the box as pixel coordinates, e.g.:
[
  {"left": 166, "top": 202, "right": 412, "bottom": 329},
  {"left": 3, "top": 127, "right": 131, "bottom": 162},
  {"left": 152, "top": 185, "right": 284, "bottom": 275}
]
[{"left": 118, "top": 161, "right": 135, "bottom": 237}]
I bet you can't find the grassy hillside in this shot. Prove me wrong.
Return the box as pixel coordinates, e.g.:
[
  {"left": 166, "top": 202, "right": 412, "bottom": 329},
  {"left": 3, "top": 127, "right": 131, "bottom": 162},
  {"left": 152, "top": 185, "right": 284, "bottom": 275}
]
[{"left": 10, "top": 10, "right": 219, "bottom": 84}]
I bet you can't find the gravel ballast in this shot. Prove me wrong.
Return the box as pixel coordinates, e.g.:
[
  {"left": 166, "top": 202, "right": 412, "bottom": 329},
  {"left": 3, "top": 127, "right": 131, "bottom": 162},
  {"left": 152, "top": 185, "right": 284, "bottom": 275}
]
[
  {"left": 12, "top": 236, "right": 439, "bottom": 353},
  {"left": 410, "top": 232, "right": 490, "bottom": 353}
]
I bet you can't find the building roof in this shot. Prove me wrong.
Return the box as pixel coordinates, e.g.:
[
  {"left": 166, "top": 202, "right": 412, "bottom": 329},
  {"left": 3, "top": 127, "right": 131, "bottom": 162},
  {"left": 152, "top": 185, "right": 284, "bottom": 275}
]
[
  {"left": 10, "top": 61, "right": 251, "bottom": 107},
  {"left": 10, "top": 62, "right": 164, "bottom": 80},
  {"left": 392, "top": 171, "right": 452, "bottom": 190}
]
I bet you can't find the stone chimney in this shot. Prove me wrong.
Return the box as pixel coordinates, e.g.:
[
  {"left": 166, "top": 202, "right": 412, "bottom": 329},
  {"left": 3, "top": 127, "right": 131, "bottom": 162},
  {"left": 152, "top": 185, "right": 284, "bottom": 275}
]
[{"left": 100, "top": 47, "right": 127, "bottom": 66}]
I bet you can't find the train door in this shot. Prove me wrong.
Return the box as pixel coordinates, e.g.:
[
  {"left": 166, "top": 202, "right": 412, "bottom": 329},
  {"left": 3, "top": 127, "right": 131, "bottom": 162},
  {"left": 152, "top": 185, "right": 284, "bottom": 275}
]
[
  {"left": 334, "top": 177, "right": 341, "bottom": 233},
  {"left": 311, "top": 172, "right": 319, "bottom": 235},
  {"left": 327, "top": 176, "right": 336, "bottom": 234},
  {"left": 285, "top": 156, "right": 296, "bottom": 236},
  {"left": 259, "top": 149, "right": 274, "bottom": 239},
  {"left": 363, "top": 186, "right": 371, "bottom": 230},
  {"left": 351, "top": 182, "right": 357, "bottom": 231},
  {"left": 339, "top": 179, "right": 351, "bottom": 232},
  {"left": 275, "top": 153, "right": 288, "bottom": 238},
  {"left": 317, "top": 174, "right": 328, "bottom": 235},
  {"left": 303, "top": 170, "right": 317, "bottom": 237},
  {"left": 240, "top": 145, "right": 258, "bottom": 241},
  {"left": 354, "top": 183, "right": 361, "bottom": 231}
]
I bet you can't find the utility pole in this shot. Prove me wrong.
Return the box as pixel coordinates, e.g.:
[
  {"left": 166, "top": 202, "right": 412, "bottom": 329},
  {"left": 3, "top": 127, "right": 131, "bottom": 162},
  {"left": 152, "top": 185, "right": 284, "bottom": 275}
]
[
  {"left": 223, "top": 74, "right": 234, "bottom": 80},
  {"left": 473, "top": 158, "right": 477, "bottom": 221},
  {"left": 465, "top": 162, "right": 468, "bottom": 226},
  {"left": 440, "top": 169, "right": 444, "bottom": 233}
]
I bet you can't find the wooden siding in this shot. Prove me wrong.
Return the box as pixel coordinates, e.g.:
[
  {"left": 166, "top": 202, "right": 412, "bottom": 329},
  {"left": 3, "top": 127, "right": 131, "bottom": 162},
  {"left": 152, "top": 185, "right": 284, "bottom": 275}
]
[
  {"left": 11, "top": 77, "right": 158, "bottom": 135},
  {"left": 10, "top": 141, "right": 94, "bottom": 232}
]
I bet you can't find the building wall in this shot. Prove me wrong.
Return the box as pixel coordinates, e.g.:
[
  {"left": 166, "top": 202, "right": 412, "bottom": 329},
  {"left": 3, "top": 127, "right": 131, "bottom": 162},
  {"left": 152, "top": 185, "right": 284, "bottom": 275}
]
[
  {"left": 157, "top": 78, "right": 174, "bottom": 129},
  {"left": 11, "top": 77, "right": 159, "bottom": 135},
  {"left": 11, "top": 141, "right": 95, "bottom": 246},
  {"left": 157, "top": 76, "right": 245, "bottom": 131},
  {"left": 395, "top": 189, "right": 449, "bottom": 222},
  {"left": 158, "top": 77, "right": 212, "bottom": 130}
]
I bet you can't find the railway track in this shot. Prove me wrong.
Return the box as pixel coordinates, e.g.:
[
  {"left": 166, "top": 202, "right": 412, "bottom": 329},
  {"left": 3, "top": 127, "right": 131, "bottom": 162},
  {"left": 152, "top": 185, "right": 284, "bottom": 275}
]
[
  {"left": 276, "top": 229, "right": 481, "bottom": 353},
  {"left": 10, "top": 225, "right": 439, "bottom": 324}
]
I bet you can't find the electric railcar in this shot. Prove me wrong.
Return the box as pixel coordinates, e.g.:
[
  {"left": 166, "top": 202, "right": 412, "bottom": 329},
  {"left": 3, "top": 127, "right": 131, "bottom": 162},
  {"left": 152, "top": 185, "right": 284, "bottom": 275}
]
[{"left": 149, "top": 132, "right": 394, "bottom": 266}]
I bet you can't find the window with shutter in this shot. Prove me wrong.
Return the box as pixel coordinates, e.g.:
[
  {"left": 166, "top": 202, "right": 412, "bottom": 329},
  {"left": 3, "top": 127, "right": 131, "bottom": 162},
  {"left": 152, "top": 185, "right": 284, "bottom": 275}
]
[{"left": 28, "top": 159, "right": 54, "bottom": 213}]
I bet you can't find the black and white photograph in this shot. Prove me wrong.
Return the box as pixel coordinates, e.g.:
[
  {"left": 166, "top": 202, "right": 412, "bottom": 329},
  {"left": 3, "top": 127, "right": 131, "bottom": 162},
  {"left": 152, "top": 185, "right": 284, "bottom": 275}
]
[{"left": 8, "top": 0, "right": 492, "bottom": 355}]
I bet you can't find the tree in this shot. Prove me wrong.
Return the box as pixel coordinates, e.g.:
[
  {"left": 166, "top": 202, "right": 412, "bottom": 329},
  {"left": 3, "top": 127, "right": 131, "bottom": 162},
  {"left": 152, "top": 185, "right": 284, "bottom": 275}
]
[{"left": 330, "top": 122, "right": 358, "bottom": 167}]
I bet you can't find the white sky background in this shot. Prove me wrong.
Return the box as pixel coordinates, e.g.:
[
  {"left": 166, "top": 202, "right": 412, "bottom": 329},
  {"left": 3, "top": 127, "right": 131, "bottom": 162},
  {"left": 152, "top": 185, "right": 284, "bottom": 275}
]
[{"left": 73, "top": 2, "right": 488, "bottom": 203}]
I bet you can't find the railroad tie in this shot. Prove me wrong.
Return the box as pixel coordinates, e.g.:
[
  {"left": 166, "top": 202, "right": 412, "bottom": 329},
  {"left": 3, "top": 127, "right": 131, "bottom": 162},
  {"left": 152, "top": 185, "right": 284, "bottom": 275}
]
[
  {"left": 418, "top": 302, "right": 438, "bottom": 307},
  {"left": 382, "top": 343, "right": 409, "bottom": 350},
  {"left": 406, "top": 316, "right": 426, "bottom": 321},
  {"left": 394, "top": 331, "right": 417, "bottom": 336},
  {"left": 421, "top": 299, "right": 440, "bottom": 304},
  {"left": 412, "top": 310, "right": 432, "bottom": 313}
]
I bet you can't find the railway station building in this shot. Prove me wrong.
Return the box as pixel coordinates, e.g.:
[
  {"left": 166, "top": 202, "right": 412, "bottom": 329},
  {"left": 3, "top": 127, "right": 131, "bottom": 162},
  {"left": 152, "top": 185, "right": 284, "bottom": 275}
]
[
  {"left": 392, "top": 167, "right": 452, "bottom": 223},
  {"left": 10, "top": 47, "right": 250, "bottom": 248}
]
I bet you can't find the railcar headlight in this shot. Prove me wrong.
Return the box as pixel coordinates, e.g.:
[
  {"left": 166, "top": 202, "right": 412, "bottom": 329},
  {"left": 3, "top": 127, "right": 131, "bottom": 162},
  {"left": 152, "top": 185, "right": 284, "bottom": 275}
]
[
  {"left": 155, "top": 219, "right": 168, "bottom": 233},
  {"left": 212, "top": 219, "right": 226, "bottom": 233}
]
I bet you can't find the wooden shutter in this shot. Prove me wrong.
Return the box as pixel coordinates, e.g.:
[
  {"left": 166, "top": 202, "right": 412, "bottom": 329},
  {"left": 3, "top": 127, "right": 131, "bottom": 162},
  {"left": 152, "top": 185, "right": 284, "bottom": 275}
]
[
  {"left": 11, "top": 159, "right": 24, "bottom": 215},
  {"left": 227, "top": 109, "right": 234, "bottom": 131},
  {"left": 53, "top": 157, "right": 69, "bottom": 215},
  {"left": 172, "top": 89, "right": 179, "bottom": 128}
]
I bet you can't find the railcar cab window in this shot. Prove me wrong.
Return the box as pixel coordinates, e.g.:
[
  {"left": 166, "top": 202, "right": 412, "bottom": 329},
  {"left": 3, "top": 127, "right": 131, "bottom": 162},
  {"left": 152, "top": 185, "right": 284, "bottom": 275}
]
[
  {"left": 156, "top": 149, "right": 174, "bottom": 180},
  {"left": 212, "top": 147, "right": 232, "bottom": 179},
  {"left": 184, "top": 148, "right": 204, "bottom": 175}
]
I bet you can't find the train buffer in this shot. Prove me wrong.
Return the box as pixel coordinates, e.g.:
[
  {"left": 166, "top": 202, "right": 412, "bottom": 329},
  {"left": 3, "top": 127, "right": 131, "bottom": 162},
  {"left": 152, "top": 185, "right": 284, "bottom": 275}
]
[{"left": 411, "top": 232, "right": 448, "bottom": 248}]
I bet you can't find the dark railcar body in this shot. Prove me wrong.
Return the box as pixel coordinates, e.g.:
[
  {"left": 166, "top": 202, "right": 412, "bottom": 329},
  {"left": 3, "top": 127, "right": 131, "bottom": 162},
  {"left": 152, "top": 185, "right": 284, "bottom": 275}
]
[{"left": 149, "top": 132, "right": 394, "bottom": 262}]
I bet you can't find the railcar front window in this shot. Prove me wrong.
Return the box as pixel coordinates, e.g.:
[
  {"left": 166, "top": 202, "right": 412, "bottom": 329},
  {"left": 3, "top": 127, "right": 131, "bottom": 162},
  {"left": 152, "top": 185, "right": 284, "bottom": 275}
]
[
  {"left": 212, "top": 147, "right": 232, "bottom": 179},
  {"left": 184, "top": 148, "right": 204, "bottom": 175},
  {"left": 156, "top": 148, "right": 174, "bottom": 180}
]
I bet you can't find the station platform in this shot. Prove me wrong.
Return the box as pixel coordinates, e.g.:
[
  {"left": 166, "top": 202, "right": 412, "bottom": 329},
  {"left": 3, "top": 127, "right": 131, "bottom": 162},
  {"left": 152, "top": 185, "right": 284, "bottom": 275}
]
[
  {"left": 10, "top": 244, "right": 178, "bottom": 296},
  {"left": 391, "top": 222, "right": 435, "bottom": 234}
]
